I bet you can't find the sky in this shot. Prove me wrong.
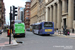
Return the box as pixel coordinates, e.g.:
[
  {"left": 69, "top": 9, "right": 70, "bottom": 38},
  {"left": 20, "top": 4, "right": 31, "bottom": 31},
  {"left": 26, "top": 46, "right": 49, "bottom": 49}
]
[{"left": 3, "top": 0, "right": 30, "bottom": 25}]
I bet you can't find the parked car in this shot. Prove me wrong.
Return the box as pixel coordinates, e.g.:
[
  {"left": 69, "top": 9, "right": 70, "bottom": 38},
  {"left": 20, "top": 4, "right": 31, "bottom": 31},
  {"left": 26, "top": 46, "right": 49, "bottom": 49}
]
[
  {"left": 26, "top": 28, "right": 30, "bottom": 31},
  {"left": 0, "top": 30, "right": 2, "bottom": 34}
]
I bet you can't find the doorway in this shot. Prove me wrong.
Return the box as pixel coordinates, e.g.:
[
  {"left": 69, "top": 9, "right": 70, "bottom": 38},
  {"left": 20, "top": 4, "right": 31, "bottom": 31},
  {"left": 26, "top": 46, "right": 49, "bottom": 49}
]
[{"left": 63, "top": 18, "right": 66, "bottom": 29}]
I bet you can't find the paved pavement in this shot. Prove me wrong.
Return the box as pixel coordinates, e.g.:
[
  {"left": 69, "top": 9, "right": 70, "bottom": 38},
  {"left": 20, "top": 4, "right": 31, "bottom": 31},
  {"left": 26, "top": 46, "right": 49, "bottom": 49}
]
[
  {"left": 0, "top": 32, "right": 10, "bottom": 45},
  {"left": 54, "top": 32, "right": 75, "bottom": 38},
  {"left": 0, "top": 32, "right": 18, "bottom": 48}
]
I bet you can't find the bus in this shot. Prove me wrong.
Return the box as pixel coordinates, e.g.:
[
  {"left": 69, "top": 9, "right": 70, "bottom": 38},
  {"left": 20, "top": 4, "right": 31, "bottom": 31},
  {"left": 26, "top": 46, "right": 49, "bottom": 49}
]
[
  {"left": 13, "top": 23, "right": 25, "bottom": 37},
  {"left": 32, "top": 22, "right": 54, "bottom": 35},
  {"left": 30, "top": 24, "right": 34, "bottom": 32}
]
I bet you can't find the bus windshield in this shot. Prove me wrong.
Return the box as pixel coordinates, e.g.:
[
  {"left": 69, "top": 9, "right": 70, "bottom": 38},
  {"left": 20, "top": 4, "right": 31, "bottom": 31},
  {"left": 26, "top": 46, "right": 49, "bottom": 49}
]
[{"left": 44, "top": 22, "right": 53, "bottom": 27}]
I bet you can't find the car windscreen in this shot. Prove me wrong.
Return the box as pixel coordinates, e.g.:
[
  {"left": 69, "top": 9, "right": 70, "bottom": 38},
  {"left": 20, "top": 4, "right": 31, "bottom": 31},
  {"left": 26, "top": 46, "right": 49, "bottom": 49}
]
[
  {"left": 44, "top": 22, "right": 53, "bottom": 27},
  {"left": 15, "top": 20, "right": 22, "bottom": 23}
]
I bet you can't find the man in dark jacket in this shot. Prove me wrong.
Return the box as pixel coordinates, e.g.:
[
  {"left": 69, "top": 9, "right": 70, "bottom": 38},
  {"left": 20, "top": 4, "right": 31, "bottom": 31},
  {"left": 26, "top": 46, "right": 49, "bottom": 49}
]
[{"left": 72, "top": 28, "right": 74, "bottom": 33}]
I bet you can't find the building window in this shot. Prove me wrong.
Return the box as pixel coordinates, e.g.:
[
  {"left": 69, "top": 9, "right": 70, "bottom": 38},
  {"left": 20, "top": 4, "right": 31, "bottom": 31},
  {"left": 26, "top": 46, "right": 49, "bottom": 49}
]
[
  {"left": 27, "top": 4, "right": 30, "bottom": 5},
  {"left": 66, "top": 0, "right": 68, "bottom": 12},
  {"left": 0, "top": 23, "right": 1, "bottom": 27},
  {"left": 27, "top": 7, "right": 30, "bottom": 8},
  {"left": 74, "top": 0, "right": 75, "bottom": 20},
  {"left": 26, "top": 10, "right": 29, "bottom": 12},
  {"left": 39, "top": 0, "right": 42, "bottom": 2},
  {"left": 27, "top": 13, "right": 29, "bottom": 16},
  {"left": 26, "top": 17, "right": 28, "bottom": 19}
]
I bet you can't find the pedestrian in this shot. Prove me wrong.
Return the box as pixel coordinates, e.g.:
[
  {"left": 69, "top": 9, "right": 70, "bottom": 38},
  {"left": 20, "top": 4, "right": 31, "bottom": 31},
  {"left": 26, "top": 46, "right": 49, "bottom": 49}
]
[
  {"left": 67, "top": 29, "right": 70, "bottom": 35},
  {"left": 72, "top": 28, "right": 74, "bottom": 33},
  {"left": 56, "top": 28, "right": 58, "bottom": 33},
  {"left": 54, "top": 28, "right": 56, "bottom": 32},
  {"left": 63, "top": 28, "right": 64, "bottom": 34}
]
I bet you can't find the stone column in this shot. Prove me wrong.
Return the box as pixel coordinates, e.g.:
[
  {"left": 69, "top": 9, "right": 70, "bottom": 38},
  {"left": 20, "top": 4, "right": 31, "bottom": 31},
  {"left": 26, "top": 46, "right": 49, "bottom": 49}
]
[
  {"left": 48, "top": 7, "right": 50, "bottom": 21},
  {"left": 57, "top": 2, "right": 62, "bottom": 29},
  {"left": 62, "top": 0, "right": 67, "bottom": 13},
  {"left": 50, "top": 6, "right": 53, "bottom": 22},
  {"left": 46, "top": 7, "right": 48, "bottom": 21},
  {"left": 67, "top": 0, "right": 74, "bottom": 29},
  {"left": 53, "top": 4, "right": 57, "bottom": 29}
]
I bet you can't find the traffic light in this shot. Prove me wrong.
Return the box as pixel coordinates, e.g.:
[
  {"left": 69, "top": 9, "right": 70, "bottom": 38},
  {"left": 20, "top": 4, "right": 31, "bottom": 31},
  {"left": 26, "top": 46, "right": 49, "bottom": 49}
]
[{"left": 12, "top": 6, "right": 17, "bottom": 20}]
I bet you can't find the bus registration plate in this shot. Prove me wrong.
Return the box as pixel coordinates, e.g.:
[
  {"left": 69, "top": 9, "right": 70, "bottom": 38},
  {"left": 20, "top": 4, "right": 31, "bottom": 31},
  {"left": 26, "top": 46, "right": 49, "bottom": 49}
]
[
  {"left": 17, "top": 34, "right": 20, "bottom": 35},
  {"left": 45, "top": 29, "right": 52, "bottom": 32}
]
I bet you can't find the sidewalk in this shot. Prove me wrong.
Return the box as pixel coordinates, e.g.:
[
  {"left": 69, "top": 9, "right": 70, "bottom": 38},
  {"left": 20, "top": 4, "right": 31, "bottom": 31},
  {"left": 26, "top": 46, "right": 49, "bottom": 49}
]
[
  {"left": 54, "top": 32, "right": 75, "bottom": 38},
  {"left": 0, "top": 32, "right": 18, "bottom": 47}
]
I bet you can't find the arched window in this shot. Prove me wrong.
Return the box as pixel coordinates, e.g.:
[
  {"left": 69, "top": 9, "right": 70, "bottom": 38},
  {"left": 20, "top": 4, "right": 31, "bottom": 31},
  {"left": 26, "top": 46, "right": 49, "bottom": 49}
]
[
  {"left": 66, "top": 0, "right": 68, "bottom": 12},
  {"left": 74, "top": 0, "right": 75, "bottom": 20},
  {"left": 39, "top": 0, "right": 42, "bottom": 3}
]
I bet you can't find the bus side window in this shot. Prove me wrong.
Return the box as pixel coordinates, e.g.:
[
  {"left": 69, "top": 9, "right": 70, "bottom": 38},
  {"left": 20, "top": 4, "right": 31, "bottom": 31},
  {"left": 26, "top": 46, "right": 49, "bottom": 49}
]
[
  {"left": 34, "top": 25, "right": 36, "bottom": 29},
  {"left": 39, "top": 24, "right": 42, "bottom": 29},
  {"left": 35, "top": 25, "right": 38, "bottom": 29},
  {"left": 40, "top": 24, "right": 42, "bottom": 29}
]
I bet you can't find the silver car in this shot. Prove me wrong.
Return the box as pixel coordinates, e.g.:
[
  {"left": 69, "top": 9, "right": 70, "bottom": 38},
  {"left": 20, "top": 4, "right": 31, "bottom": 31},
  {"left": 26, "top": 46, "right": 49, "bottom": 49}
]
[{"left": 26, "top": 28, "right": 30, "bottom": 31}]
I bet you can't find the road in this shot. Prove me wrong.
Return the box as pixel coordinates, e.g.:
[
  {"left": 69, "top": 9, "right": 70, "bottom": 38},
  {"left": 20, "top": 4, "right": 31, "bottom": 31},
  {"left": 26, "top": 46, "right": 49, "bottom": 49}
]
[{"left": 2, "top": 31, "right": 75, "bottom": 50}]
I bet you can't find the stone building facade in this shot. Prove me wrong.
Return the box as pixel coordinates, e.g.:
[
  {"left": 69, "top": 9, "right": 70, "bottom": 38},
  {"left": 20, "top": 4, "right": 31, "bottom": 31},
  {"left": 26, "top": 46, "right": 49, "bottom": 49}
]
[
  {"left": 45, "top": 0, "right": 75, "bottom": 32},
  {"left": 0, "top": 0, "right": 5, "bottom": 29},
  {"left": 30, "top": 0, "right": 39, "bottom": 25},
  {"left": 37, "top": 0, "right": 46, "bottom": 22},
  {"left": 24, "top": 2, "right": 31, "bottom": 28}
]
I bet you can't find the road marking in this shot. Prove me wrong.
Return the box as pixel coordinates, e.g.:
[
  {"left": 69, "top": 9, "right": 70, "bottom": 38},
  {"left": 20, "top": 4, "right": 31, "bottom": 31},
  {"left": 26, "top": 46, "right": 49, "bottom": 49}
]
[
  {"left": 55, "top": 34, "right": 75, "bottom": 39},
  {"left": 65, "top": 36, "right": 67, "bottom": 37},
  {"left": 57, "top": 35, "right": 75, "bottom": 39},
  {"left": 12, "top": 40, "right": 18, "bottom": 45}
]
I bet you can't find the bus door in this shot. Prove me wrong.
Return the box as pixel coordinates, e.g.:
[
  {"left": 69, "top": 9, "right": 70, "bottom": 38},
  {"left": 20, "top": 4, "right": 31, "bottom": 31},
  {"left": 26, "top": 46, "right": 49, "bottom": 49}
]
[{"left": 39, "top": 24, "right": 42, "bottom": 33}]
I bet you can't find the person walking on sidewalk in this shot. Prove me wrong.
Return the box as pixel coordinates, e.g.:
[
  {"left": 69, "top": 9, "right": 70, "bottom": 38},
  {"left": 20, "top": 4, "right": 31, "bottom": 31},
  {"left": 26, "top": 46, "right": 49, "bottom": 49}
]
[
  {"left": 66, "top": 28, "right": 70, "bottom": 35},
  {"left": 56, "top": 28, "right": 58, "bottom": 33},
  {"left": 64, "top": 27, "right": 70, "bottom": 35},
  {"left": 72, "top": 28, "right": 74, "bottom": 33}
]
